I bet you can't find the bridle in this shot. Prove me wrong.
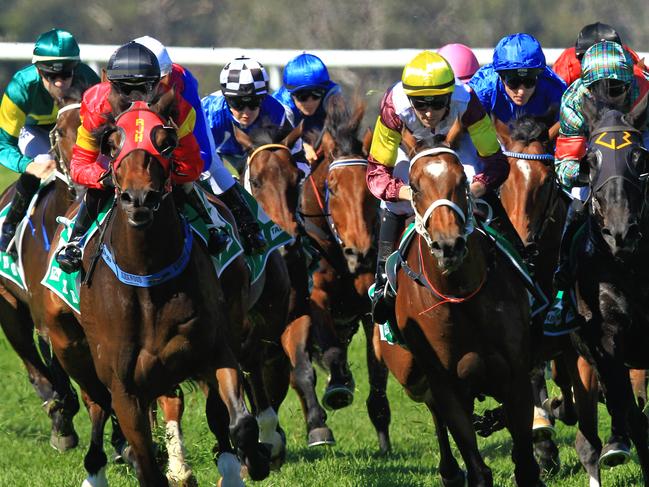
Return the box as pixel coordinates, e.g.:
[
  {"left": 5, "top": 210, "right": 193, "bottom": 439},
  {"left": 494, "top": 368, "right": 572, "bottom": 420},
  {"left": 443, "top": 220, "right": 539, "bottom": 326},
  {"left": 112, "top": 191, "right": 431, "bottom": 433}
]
[{"left": 49, "top": 102, "right": 81, "bottom": 194}]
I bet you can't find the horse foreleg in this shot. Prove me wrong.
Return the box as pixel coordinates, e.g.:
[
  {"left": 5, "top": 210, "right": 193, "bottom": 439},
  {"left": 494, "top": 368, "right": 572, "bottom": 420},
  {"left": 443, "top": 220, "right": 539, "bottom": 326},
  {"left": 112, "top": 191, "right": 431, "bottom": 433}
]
[
  {"left": 363, "top": 316, "right": 391, "bottom": 454},
  {"left": 630, "top": 369, "right": 648, "bottom": 414},
  {"left": 628, "top": 394, "right": 649, "bottom": 484},
  {"left": 111, "top": 386, "right": 167, "bottom": 487},
  {"left": 502, "top": 374, "right": 542, "bottom": 487},
  {"left": 281, "top": 314, "right": 334, "bottom": 447},
  {"left": 158, "top": 389, "right": 196, "bottom": 486},
  {"left": 213, "top": 366, "right": 270, "bottom": 482},
  {"left": 428, "top": 401, "right": 465, "bottom": 486},
  {"left": 80, "top": 391, "right": 110, "bottom": 487}
]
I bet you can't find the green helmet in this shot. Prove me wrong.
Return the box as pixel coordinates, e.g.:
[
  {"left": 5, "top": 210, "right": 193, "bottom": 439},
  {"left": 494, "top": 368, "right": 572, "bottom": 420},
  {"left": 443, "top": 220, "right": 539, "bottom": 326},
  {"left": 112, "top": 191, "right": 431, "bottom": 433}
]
[{"left": 32, "top": 29, "right": 80, "bottom": 74}]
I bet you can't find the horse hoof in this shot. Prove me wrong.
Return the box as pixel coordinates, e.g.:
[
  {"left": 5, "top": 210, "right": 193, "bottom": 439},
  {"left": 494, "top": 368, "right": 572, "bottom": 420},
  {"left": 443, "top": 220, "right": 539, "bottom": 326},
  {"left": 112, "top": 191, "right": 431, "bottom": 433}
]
[
  {"left": 50, "top": 431, "right": 78, "bottom": 452},
  {"left": 532, "top": 418, "right": 555, "bottom": 442},
  {"left": 270, "top": 426, "right": 287, "bottom": 471},
  {"left": 599, "top": 440, "right": 631, "bottom": 468},
  {"left": 322, "top": 384, "right": 354, "bottom": 410},
  {"left": 533, "top": 439, "right": 561, "bottom": 476},
  {"left": 167, "top": 472, "right": 198, "bottom": 487},
  {"left": 307, "top": 427, "right": 335, "bottom": 447},
  {"left": 81, "top": 466, "right": 108, "bottom": 487},
  {"left": 441, "top": 469, "right": 467, "bottom": 487}
]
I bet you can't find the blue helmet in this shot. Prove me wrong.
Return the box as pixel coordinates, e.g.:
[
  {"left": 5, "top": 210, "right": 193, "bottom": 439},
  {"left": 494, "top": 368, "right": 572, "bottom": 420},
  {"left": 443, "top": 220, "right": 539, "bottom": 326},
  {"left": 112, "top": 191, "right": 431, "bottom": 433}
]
[
  {"left": 283, "top": 53, "right": 330, "bottom": 92},
  {"left": 493, "top": 33, "right": 546, "bottom": 72}
]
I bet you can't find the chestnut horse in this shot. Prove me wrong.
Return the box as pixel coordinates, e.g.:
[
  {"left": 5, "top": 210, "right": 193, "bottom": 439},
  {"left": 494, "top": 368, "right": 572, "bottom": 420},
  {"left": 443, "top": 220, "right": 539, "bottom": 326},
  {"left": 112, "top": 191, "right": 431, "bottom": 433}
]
[
  {"left": 569, "top": 96, "right": 649, "bottom": 482},
  {"left": 0, "top": 90, "right": 83, "bottom": 452},
  {"left": 300, "top": 99, "right": 391, "bottom": 452},
  {"left": 379, "top": 136, "right": 542, "bottom": 486},
  {"left": 43, "top": 99, "right": 270, "bottom": 486},
  {"left": 234, "top": 122, "right": 335, "bottom": 447}
]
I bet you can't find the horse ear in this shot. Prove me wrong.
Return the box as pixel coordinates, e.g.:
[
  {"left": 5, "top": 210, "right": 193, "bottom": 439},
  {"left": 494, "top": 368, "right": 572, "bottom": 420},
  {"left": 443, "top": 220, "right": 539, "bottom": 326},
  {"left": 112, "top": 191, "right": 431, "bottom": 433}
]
[
  {"left": 445, "top": 115, "right": 463, "bottom": 150},
  {"left": 349, "top": 98, "right": 366, "bottom": 133},
  {"left": 151, "top": 88, "right": 176, "bottom": 120},
  {"left": 101, "top": 68, "right": 108, "bottom": 83},
  {"left": 362, "top": 128, "right": 373, "bottom": 157},
  {"left": 232, "top": 123, "right": 255, "bottom": 153},
  {"left": 280, "top": 121, "right": 303, "bottom": 149},
  {"left": 321, "top": 130, "right": 336, "bottom": 159},
  {"left": 581, "top": 93, "right": 600, "bottom": 128},
  {"left": 400, "top": 127, "right": 418, "bottom": 158},
  {"left": 493, "top": 117, "right": 512, "bottom": 148}
]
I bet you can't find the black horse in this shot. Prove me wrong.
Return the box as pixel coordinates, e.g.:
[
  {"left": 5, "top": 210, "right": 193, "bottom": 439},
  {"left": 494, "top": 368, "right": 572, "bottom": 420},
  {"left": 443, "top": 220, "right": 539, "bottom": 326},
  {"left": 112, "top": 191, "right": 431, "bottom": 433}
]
[{"left": 570, "top": 92, "right": 649, "bottom": 482}]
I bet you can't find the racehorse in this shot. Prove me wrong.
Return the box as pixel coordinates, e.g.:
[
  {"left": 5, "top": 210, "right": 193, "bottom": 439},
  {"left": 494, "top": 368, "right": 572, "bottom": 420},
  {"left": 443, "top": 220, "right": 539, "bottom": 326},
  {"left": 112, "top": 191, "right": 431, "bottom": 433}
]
[
  {"left": 569, "top": 94, "right": 649, "bottom": 482},
  {"left": 299, "top": 98, "right": 391, "bottom": 452},
  {"left": 0, "top": 89, "right": 84, "bottom": 452},
  {"left": 43, "top": 96, "right": 271, "bottom": 486},
  {"left": 379, "top": 132, "right": 542, "bottom": 486},
  {"left": 233, "top": 122, "right": 335, "bottom": 447}
]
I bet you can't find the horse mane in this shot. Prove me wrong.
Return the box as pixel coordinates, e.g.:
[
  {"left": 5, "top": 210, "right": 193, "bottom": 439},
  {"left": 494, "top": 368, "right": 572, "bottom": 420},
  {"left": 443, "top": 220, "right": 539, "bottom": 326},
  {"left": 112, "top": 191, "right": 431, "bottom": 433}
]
[
  {"left": 322, "top": 95, "right": 365, "bottom": 155},
  {"left": 246, "top": 116, "right": 294, "bottom": 146},
  {"left": 55, "top": 85, "right": 86, "bottom": 107},
  {"left": 509, "top": 115, "right": 550, "bottom": 145}
]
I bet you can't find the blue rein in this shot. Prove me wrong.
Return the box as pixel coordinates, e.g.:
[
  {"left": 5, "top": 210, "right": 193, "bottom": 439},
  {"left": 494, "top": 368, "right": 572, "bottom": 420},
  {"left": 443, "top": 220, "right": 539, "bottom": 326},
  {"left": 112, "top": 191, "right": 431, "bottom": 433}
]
[
  {"left": 101, "top": 216, "right": 193, "bottom": 287},
  {"left": 503, "top": 151, "right": 555, "bottom": 161}
]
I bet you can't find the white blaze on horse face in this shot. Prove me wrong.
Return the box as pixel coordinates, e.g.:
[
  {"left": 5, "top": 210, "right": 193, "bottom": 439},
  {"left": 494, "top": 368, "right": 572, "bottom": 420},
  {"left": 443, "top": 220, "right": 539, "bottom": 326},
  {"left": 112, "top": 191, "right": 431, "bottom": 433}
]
[
  {"left": 516, "top": 159, "right": 532, "bottom": 183},
  {"left": 424, "top": 160, "right": 448, "bottom": 179}
]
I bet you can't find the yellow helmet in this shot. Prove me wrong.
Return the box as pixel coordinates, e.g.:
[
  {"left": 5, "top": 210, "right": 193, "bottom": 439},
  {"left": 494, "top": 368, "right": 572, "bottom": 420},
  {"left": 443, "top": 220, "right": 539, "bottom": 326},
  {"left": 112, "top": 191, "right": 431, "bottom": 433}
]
[{"left": 402, "top": 51, "right": 455, "bottom": 96}]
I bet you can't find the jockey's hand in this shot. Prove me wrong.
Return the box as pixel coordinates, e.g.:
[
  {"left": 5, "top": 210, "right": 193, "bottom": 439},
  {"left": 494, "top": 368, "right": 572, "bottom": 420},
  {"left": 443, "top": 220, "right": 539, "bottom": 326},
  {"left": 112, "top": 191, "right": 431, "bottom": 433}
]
[
  {"left": 470, "top": 181, "right": 487, "bottom": 198},
  {"left": 304, "top": 143, "right": 318, "bottom": 164},
  {"left": 398, "top": 185, "right": 412, "bottom": 201},
  {"left": 25, "top": 158, "right": 56, "bottom": 180}
]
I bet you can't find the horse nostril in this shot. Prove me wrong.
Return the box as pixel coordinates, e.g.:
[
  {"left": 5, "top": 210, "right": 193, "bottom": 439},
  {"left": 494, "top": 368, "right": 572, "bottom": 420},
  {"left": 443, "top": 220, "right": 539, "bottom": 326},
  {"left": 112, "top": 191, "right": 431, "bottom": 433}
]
[
  {"left": 431, "top": 241, "right": 441, "bottom": 251},
  {"left": 143, "top": 191, "right": 162, "bottom": 208},
  {"left": 120, "top": 192, "right": 133, "bottom": 205},
  {"left": 627, "top": 223, "right": 640, "bottom": 241},
  {"left": 343, "top": 247, "right": 354, "bottom": 256},
  {"left": 453, "top": 237, "right": 466, "bottom": 254},
  {"left": 601, "top": 227, "right": 612, "bottom": 237}
]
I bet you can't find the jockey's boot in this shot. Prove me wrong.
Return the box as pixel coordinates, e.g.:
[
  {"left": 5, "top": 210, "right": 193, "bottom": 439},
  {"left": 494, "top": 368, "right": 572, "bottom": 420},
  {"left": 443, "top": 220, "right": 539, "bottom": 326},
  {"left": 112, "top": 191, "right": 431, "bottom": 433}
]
[
  {"left": 219, "top": 184, "right": 267, "bottom": 255},
  {"left": 55, "top": 188, "right": 107, "bottom": 274},
  {"left": 554, "top": 200, "right": 585, "bottom": 291},
  {"left": 371, "top": 209, "right": 404, "bottom": 325},
  {"left": 181, "top": 185, "right": 229, "bottom": 255},
  {"left": 0, "top": 173, "right": 41, "bottom": 256}
]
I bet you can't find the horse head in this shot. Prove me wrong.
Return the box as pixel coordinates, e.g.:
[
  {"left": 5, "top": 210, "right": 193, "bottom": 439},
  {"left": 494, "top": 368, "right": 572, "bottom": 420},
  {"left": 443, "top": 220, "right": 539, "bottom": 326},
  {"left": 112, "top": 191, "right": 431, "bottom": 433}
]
[
  {"left": 319, "top": 97, "right": 377, "bottom": 273},
  {"left": 234, "top": 120, "right": 302, "bottom": 236},
  {"left": 497, "top": 112, "right": 559, "bottom": 255},
  {"left": 582, "top": 93, "right": 649, "bottom": 259},
  {"left": 97, "top": 92, "right": 178, "bottom": 228},
  {"left": 51, "top": 86, "right": 86, "bottom": 194},
  {"left": 405, "top": 131, "right": 473, "bottom": 273}
]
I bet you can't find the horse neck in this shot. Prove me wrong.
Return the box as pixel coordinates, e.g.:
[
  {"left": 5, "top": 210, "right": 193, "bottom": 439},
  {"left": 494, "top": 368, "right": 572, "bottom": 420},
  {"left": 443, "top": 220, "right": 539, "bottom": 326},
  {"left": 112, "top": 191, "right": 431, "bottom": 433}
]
[
  {"left": 41, "top": 180, "right": 75, "bottom": 236},
  {"left": 109, "top": 197, "right": 185, "bottom": 273},
  {"left": 301, "top": 157, "right": 331, "bottom": 234}
]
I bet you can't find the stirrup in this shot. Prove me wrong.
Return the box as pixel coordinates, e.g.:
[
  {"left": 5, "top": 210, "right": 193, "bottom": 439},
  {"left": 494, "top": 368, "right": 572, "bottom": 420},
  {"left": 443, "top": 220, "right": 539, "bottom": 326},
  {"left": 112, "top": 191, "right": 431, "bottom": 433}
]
[
  {"left": 0, "top": 224, "right": 17, "bottom": 255},
  {"left": 240, "top": 226, "right": 267, "bottom": 255},
  {"left": 206, "top": 227, "right": 229, "bottom": 255},
  {"left": 55, "top": 244, "right": 83, "bottom": 274}
]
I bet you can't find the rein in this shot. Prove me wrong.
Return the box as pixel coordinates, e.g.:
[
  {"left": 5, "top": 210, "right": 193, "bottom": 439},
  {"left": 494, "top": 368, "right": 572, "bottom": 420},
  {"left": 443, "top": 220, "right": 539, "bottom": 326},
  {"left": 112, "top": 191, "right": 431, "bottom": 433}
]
[
  {"left": 247, "top": 143, "right": 290, "bottom": 166},
  {"left": 49, "top": 103, "right": 82, "bottom": 193},
  {"left": 503, "top": 151, "right": 555, "bottom": 162}
]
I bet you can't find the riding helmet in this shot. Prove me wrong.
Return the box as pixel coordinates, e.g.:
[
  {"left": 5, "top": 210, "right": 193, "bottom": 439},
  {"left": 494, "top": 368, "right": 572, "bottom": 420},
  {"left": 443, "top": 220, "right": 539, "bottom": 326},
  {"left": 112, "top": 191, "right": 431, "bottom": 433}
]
[
  {"left": 220, "top": 56, "right": 269, "bottom": 97},
  {"left": 437, "top": 43, "right": 479, "bottom": 82},
  {"left": 492, "top": 33, "right": 545, "bottom": 73},
  {"left": 283, "top": 53, "right": 331, "bottom": 92},
  {"left": 575, "top": 22, "right": 622, "bottom": 57},
  {"left": 401, "top": 51, "right": 455, "bottom": 97},
  {"left": 106, "top": 41, "right": 160, "bottom": 83},
  {"left": 32, "top": 29, "right": 80, "bottom": 74}
]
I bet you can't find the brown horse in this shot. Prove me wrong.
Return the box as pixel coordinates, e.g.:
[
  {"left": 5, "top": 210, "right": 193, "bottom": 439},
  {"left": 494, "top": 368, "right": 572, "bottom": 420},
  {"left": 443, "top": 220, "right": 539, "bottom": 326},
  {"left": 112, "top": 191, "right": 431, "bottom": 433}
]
[
  {"left": 379, "top": 135, "right": 542, "bottom": 486},
  {"left": 43, "top": 98, "right": 271, "bottom": 486},
  {"left": 233, "top": 123, "right": 335, "bottom": 447},
  {"left": 299, "top": 98, "right": 391, "bottom": 452},
  {"left": 0, "top": 90, "right": 84, "bottom": 452}
]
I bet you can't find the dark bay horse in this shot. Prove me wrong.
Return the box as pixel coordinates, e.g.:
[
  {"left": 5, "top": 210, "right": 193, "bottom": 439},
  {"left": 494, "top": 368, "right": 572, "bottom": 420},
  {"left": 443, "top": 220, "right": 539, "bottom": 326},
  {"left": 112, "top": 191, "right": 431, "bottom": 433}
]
[
  {"left": 300, "top": 99, "right": 391, "bottom": 452},
  {"left": 0, "top": 91, "right": 83, "bottom": 452},
  {"left": 233, "top": 123, "right": 335, "bottom": 447},
  {"left": 43, "top": 98, "right": 271, "bottom": 486},
  {"left": 380, "top": 136, "right": 542, "bottom": 486},
  {"left": 569, "top": 94, "right": 649, "bottom": 482}
]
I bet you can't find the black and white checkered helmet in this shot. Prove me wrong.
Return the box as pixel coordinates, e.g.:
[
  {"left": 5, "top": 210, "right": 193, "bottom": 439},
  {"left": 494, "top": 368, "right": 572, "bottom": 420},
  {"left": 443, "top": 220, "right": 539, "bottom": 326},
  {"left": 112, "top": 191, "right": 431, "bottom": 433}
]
[{"left": 220, "top": 56, "right": 269, "bottom": 97}]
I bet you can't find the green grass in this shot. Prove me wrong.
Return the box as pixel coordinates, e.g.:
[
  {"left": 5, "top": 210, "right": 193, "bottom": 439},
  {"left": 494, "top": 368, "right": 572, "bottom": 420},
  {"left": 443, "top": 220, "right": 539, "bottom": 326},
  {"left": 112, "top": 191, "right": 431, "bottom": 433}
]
[
  {"left": 0, "top": 165, "right": 643, "bottom": 485},
  {"left": 0, "top": 328, "right": 643, "bottom": 486}
]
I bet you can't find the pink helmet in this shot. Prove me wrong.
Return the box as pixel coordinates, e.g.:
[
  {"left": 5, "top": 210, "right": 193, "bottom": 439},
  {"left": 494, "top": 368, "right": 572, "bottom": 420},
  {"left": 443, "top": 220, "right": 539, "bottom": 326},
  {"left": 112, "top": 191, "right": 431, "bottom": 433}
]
[{"left": 437, "top": 43, "right": 480, "bottom": 83}]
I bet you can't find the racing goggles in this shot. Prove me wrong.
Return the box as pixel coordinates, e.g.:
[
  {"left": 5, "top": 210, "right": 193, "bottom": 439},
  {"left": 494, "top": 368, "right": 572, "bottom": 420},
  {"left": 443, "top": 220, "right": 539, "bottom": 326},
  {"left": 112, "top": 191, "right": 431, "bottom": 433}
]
[
  {"left": 112, "top": 79, "right": 160, "bottom": 100},
  {"left": 502, "top": 74, "right": 538, "bottom": 90},
  {"left": 292, "top": 89, "right": 325, "bottom": 102},
  {"left": 408, "top": 94, "right": 451, "bottom": 111},
  {"left": 226, "top": 95, "right": 264, "bottom": 111}
]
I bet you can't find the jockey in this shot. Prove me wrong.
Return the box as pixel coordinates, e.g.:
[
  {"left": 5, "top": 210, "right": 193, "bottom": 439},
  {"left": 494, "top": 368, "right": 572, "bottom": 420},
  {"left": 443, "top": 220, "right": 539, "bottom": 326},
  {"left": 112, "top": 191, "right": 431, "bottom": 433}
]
[
  {"left": 469, "top": 33, "right": 567, "bottom": 125},
  {"left": 437, "top": 43, "right": 480, "bottom": 83},
  {"left": 0, "top": 29, "right": 100, "bottom": 255},
  {"left": 367, "top": 50, "right": 514, "bottom": 324},
  {"left": 133, "top": 37, "right": 266, "bottom": 255},
  {"left": 54, "top": 41, "right": 211, "bottom": 273},
  {"left": 553, "top": 22, "right": 645, "bottom": 86},
  {"left": 272, "top": 53, "right": 342, "bottom": 163},
  {"left": 554, "top": 40, "right": 649, "bottom": 290},
  {"left": 202, "top": 55, "right": 309, "bottom": 180}
]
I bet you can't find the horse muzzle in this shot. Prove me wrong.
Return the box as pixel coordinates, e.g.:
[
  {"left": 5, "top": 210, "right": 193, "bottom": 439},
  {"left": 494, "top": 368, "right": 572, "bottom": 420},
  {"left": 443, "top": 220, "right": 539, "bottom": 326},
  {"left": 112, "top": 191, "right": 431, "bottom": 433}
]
[
  {"left": 602, "top": 222, "right": 642, "bottom": 260},
  {"left": 119, "top": 188, "right": 163, "bottom": 228},
  {"left": 430, "top": 236, "right": 468, "bottom": 274}
]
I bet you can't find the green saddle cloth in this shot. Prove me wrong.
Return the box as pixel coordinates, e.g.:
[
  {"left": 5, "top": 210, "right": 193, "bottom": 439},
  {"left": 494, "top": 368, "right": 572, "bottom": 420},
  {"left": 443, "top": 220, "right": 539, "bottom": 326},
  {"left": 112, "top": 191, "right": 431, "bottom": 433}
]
[{"left": 42, "top": 189, "right": 293, "bottom": 314}]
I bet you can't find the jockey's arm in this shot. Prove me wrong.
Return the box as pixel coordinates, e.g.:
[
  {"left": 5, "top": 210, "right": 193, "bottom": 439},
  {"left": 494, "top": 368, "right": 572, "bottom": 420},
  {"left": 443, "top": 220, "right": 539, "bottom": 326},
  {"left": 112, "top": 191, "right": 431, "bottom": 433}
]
[
  {"left": 70, "top": 121, "right": 105, "bottom": 189},
  {"left": 554, "top": 94, "right": 588, "bottom": 189},
  {"left": 367, "top": 114, "right": 406, "bottom": 202},
  {"left": 0, "top": 93, "right": 33, "bottom": 173},
  {"left": 462, "top": 92, "right": 510, "bottom": 193}
]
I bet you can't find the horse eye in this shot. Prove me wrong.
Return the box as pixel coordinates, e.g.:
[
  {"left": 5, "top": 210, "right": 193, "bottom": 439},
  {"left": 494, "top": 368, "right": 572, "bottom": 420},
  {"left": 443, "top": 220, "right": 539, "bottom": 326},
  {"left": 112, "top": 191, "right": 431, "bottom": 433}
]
[{"left": 249, "top": 178, "right": 260, "bottom": 189}]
